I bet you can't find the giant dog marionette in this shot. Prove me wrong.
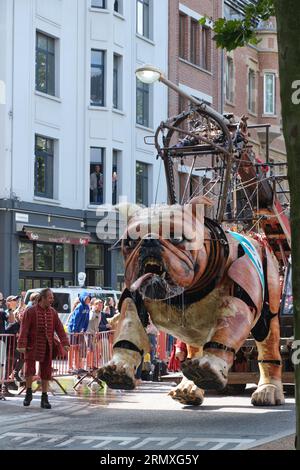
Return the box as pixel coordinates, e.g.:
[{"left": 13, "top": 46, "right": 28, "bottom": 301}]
[{"left": 98, "top": 197, "right": 284, "bottom": 407}]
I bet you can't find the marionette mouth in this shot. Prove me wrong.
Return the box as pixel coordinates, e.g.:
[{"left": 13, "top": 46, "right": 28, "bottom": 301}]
[
  {"left": 142, "top": 257, "right": 165, "bottom": 276},
  {"left": 130, "top": 257, "right": 184, "bottom": 300}
]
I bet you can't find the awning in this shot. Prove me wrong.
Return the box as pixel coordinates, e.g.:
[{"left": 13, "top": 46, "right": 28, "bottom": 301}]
[{"left": 22, "top": 225, "right": 91, "bottom": 246}]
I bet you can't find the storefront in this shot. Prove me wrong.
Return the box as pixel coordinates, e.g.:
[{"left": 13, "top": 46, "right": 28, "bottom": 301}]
[
  {"left": 18, "top": 225, "right": 91, "bottom": 291},
  {"left": 0, "top": 199, "right": 122, "bottom": 296}
]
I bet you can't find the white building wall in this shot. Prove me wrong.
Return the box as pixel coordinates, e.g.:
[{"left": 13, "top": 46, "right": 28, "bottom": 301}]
[
  {"left": 0, "top": 0, "right": 168, "bottom": 209},
  {"left": 0, "top": 0, "right": 14, "bottom": 199}
]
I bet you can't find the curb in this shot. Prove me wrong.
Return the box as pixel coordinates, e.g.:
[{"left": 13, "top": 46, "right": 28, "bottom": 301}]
[{"left": 238, "top": 429, "right": 296, "bottom": 450}]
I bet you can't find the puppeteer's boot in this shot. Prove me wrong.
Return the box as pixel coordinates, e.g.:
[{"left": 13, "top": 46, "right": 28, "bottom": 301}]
[
  {"left": 41, "top": 392, "right": 52, "bottom": 409},
  {"left": 23, "top": 388, "right": 33, "bottom": 406}
]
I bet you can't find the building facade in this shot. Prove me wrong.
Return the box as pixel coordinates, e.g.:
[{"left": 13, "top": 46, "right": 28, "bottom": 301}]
[
  {"left": 224, "top": 1, "right": 288, "bottom": 204},
  {"left": 0, "top": 0, "right": 168, "bottom": 296},
  {"left": 168, "top": 0, "right": 223, "bottom": 205},
  {"left": 167, "top": 0, "right": 288, "bottom": 211}
]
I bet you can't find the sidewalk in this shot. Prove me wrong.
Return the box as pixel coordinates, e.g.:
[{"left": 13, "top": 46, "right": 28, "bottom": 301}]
[{"left": 251, "top": 434, "right": 295, "bottom": 450}]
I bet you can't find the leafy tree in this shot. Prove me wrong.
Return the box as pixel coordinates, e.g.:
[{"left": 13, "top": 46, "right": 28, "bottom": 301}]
[{"left": 204, "top": 0, "right": 299, "bottom": 449}]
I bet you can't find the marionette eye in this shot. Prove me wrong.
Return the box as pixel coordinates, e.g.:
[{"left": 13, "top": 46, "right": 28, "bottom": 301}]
[
  {"left": 169, "top": 233, "right": 185, "bottom": 245},
  {"left": 124, "top": 237, "right": 139, "bottom": 249}
]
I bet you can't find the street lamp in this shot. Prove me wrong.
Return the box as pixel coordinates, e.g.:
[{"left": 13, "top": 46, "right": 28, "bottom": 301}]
[
  {"left": 135, "top": 64, "right": 230, "bottom": 125},
  {"left": 135, "top": 64, "right": 233, "bottom": 222}
]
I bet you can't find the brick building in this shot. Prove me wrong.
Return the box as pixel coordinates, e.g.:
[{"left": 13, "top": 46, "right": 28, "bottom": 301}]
[
  {"left": 224, "top": 1, "right": 288, "bottom": 204},
  {"left": 167, "top": 0, "right": 288, "bottom": 207},
  {"left": 168, "top": 0, "right": 223, "bottom": 204}
]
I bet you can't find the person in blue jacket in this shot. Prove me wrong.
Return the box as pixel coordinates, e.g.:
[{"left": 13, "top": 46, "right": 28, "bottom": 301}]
[{"left": 68, "top": 292, "right": 92, "bottom": 333}]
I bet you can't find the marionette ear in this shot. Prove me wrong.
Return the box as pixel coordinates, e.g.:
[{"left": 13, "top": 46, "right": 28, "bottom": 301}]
[
  {"left": 188, "top": 196, "right": 214, "bottom": 207},
  {"left": 116, "top": 202, "right": 142, "bottom": 221}
]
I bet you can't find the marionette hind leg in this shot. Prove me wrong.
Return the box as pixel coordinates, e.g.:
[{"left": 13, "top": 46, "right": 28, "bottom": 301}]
[
  {"left": 181, "top": 297, "right": 255, "bottom": 391},
  {"left": 168, "top": 345, "right": 205, "bottom": 406},
  {"left": 251, "top": 314, "right": 285, "bottom": 406}
]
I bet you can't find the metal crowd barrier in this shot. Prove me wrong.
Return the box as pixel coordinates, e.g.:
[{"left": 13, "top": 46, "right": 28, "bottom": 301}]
[
  {"left": 0, "top": 331, "right": 115, "bottom": 398},
  {"left": 0, "top": 330, "right": 169, "bottom": 399},
  {"left": 0, "top": 334, "right": 17, "bottom": 395}
]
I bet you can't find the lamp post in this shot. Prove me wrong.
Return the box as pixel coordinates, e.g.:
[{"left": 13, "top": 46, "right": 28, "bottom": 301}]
[
  {"left": 135, "top": 64, "right": 233, "bottom": 221},
  {"left": 135, "top": 65, "right": 230, "bottom": 126}
]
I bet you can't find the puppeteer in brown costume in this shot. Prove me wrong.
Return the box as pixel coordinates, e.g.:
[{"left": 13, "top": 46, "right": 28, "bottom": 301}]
[{"left": 17, "top": 288, "right": 70, "bottom": 409}]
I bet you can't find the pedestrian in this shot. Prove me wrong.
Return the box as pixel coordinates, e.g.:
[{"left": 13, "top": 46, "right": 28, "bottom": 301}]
[
  {"left": 17, "top": 288, "right": 70, "bottom": 409},
  {"left": 0, "top": 292, "right": 7, "bottom": 395},
  {"left": 98, "top": 308, "right": 112, "bottom": 332},
  {"left": 146, "top": 316, "right": 158, "bottom": 364},
  {"left": 67, "top": 292, "right": 91, "bottom": 372},
  {"left": 87, "top": 299, "right": 102, "bottom": 334},
  {"left": 5, "top": 297, "right": 27, "bottom": 386},
  {"left": 4, "top": 295, "right": 18, "bottom": 325},
  {"left": 0, "top": 295, "right": 18, "bottom": 396},
  {"left": 0, "top": 292, "right": 7, "bottom": 334},
  {"left": 27, "top": 292, "right": 40, "bottom": 308},
  {"left": 67, "top": 292, "right": 91, "bottom": 334},
  {"left": 104, "top": 297, "right": 116, "bottom": 318},
  {"left": 86, "top": 299, "right": 103, "bottom": 368}
]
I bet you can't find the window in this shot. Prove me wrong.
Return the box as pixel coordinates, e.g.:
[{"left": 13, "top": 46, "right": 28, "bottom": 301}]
[
  {"left": 34, "top": 135, "right": 54, "bottom": 199},
  {"left": 35, "top": 244, "right": 54, "bottom": 272},
  {"left": 264, "top": 73, "right": 276, "bottom": 114},
  {"left": 114, "top": 0, "right": 123, "bottom": 14},
  {"left": 91, "top": 0, "right": 106, "bottom": 8},
  {"left": 86, "top": 244, "right": 105, "bottom": 286},
  {"left": 201, "top": 27, "right": 210, "bottom": 70},
  {"left": 137, "top": 0, "right": 150, "bottom": 39},
  {"left": 19, "top": 242, "right": 34, "bottom": 271},
  {"left": 36, "top": 32, "right": 55, "bottom": 96},
  {"left": 113, "top": 54, "right": 122, "bottom": 110},
  {"left": 19, "top": 242, "right": 74, "bottom": 289},
  {"left": 248, "top": 69, "right": 256, "bottom": 113},
  {"left": 136, "top": 162, "right": 149, "bottom": 206},
  {"left": 91, "top": 49, "right": 105, "bottom": 106},
  {"left": 90, "top": 147, "right": 105, "bottom": 205},
  {"left": 136, "top": 78, "right": 150, "bottom": 127},
  {"left": 178, "top": 96, "right": 189, "bottom": 131},
  {"left": 190, "top": 20, "right": 200, "bottom": 65},
  {"left": 86, "top": 244, "right": 104, "bottom": 267},
  {"left": 112, "top": 150, "right": 120, "bottom": 205},
  {"left": 179, "top": 14, "right": 187, "bottom": 59},
  {"left": 55, "top": 245, "right": 73, "bottom": 273},
  {"left": 225, "top": 56, "right": 234, "bottom": 103}
]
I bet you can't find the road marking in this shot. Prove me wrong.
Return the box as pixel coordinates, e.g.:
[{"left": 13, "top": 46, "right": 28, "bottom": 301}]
[
  {"left": 170, "top": 437, "right": 255, "bottom": 450},
  {"left": 212, "top": 407, "right": 290, "bottom": 414},
  {"left": 131, "top": 437, "right": 176, "bottom": 449},
  {"left": 0, "top": 431, "right": 257, "bottom": 450}
]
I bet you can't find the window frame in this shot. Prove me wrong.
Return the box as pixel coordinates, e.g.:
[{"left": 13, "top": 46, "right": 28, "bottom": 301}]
[
  {"left": 225, "top": 56, "right": 234, "bottom": 103},
  {"left": 179, "top": 13, "right": 187, "bottom": 60},
  {"left": 34, "top": 135, "right": 54, "bottom": 199},
  {"left": 136, "top": 161, "right": 149, "bottom": 207},
  {"left": 136, "top": 0, "right": 150, "bottom": 39},
  {"left": 90, "top": 49, "right": 105, "bottom": 107},
  {"left": 35, "top": 31, "right": 56, "bottom": 96},
  {"left": 248, "top": 68, "right": 256, "bottom": 114},
  {"left": 114, "top": 0, "right": 123, "bottom": 14},
  {"left": 136, "top": 78, "right": 150, "bottom": 128},
  {"left": 190, "top": 19, "right": 200, "bottom": 66},
  {"left": 90, "top": 147, "right": 105, "bottom": 205},
  {"left": 91, "top": 0, "right": 106, "bottom": 8},
  {"left": 113, "top": 54, "right": 122, "bottom": 110},
  {"left": 112, "top": 150, "right": 121, "bottom": 206},
  {"left": 264, "top": 72, "right": 276, "bottom": 115},
  {"left": 201, "top": 26, "right": 210, "bottom": 71},
  {"left": 18, "top": 240, "right": 74, "bottom": 288}
]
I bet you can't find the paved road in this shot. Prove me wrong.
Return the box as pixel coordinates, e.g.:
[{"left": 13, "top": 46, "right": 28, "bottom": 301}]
[{"left": 0, "top": 382, "right": 295, "bottom": 451}]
